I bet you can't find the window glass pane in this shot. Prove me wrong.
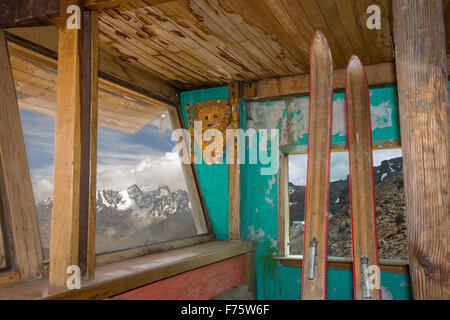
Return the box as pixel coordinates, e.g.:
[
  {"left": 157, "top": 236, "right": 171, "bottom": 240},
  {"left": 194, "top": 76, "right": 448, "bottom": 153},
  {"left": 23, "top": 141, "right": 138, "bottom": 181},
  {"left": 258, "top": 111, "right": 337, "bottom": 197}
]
[
  {"left": 19, "top": 109, "right": 55, "bottom": 261},
  {"left": 372, "top": 149, "right": 407, "bottom": 260},
  {"left": 288, "top": 148, "right": 407, "bottom": 261},
  {"left": 288, "top": 154, "right": 307, "bottom": 256},
  {"left": 96, "top": 111, "right": 201, "bottom": 254}
]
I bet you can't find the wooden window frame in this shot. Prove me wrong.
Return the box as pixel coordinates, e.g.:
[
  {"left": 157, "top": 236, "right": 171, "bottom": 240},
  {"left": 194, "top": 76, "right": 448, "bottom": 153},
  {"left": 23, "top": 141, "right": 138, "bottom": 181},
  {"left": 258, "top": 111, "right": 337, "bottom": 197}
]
[
  {"left": 0, "top": 19, "right": 215, "bottom": 287},
  {"left": 0, "top": 31, "right": 43, "bottom": 287},
  {"left": 94, "top": 107, "right": 214, "bottom": 266},
  {"left": 277, "top": 144, "right": 409, "bottom": 274}
]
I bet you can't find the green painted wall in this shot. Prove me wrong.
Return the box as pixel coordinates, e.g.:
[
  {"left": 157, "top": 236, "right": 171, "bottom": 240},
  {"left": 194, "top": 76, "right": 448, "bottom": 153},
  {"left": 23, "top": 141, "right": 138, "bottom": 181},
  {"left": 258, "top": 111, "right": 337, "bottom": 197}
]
[
  {"left": 180, "top": 84, "right": 420, "bottom": 300},
  {"left": 180, "top": 87, "right": 230, "bottom": 240}
]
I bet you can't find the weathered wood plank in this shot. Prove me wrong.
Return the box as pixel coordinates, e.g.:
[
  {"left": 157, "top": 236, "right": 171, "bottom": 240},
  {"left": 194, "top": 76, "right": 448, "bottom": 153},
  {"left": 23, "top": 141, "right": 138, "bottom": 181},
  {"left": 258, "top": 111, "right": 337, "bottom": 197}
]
[
  {"left": 334, "top": 0, "right": 370, "bottom": 64},
  {"left": 0, "top": 206, "right": 7, "bottom": 270},
  {"left": 393, "top": 0, "right": 450, "bottom": 300},
  {"left": 277, "top": 153, "right": 289, "bottom": 256},
  {"left": 242, "top": 61, "right": 398, "bottom": 100},
  {"left": 228, "top": 82, "right": 240, "bottom": 241},
  {"left": 78, "top": 10, "right": 99, "bottom": 281},
  {"left": 243, "top": 250, "right": 255, "bottom": 297},
  {"left": 242, "top": 54, "right": 450, "bottom": 101},
  {"left": 0, "top": 31, "right": 43, "bottom": 280},
  {"left": 49, "top": 0, "right": 84, "bottom": 286}
]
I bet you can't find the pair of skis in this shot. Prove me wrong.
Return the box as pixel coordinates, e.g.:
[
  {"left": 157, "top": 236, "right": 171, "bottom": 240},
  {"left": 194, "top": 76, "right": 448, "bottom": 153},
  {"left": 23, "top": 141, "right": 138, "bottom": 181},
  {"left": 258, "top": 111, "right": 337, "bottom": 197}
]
[{"left": 301, "top": 31, "right": 381, "bottom": 300}]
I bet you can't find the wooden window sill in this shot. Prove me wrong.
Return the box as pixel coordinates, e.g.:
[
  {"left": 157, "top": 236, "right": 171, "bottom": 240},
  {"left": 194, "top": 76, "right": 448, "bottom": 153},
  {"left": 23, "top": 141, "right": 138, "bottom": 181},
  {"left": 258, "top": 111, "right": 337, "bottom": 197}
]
[
  {"left": 0, "top": 240, "right": 255, "bottom": 300},
  {"left": 274, "top": 256, "right": 409, "bottom": 274}
]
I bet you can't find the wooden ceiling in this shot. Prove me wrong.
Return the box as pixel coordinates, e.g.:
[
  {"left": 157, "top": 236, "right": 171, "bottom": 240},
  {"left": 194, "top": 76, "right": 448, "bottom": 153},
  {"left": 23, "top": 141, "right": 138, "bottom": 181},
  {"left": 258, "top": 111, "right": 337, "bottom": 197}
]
[
  {"left": 96, "top": 0, "right": 397, "bottom": 89},
  {"left": 6, "top": 0, "right": 450, "bottom": 93}
]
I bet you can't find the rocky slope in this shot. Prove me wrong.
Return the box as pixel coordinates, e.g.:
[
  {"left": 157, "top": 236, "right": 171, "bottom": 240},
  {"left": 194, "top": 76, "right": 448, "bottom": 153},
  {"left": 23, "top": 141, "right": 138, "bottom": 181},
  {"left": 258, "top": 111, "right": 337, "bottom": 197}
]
[
  {"left": 289, "top": 157, "right": 408, "bottom": 260},
  {"left": 36, "top": 185, "right": 197, "bottom": 259}
]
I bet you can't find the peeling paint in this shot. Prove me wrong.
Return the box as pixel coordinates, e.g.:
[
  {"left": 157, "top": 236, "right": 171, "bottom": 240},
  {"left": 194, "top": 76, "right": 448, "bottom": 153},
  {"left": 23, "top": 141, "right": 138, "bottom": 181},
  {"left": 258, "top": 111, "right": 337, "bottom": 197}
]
[
  {"left": 181, "top": 85, "right": 413, "bottom": 300},
  {"left": 247, "top": 85, "right": 402, "bottom": 151}
]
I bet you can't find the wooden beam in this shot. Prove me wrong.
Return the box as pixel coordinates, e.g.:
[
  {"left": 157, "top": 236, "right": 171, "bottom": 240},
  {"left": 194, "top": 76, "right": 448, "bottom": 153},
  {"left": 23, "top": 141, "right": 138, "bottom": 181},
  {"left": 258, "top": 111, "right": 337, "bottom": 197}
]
[
  {"left": 85, "top": 0, "right": 176, "bottom": 10},
  {"left": 275, "top": 257, "right": 409, "bottom": 274},
  {"left": 277, "top": 153, "right": 289, "bottom": 257},
  {"left": 0, "top": 206, "right": 7, "bottom": 270},
  {"left": 0, "top": 0, "right": 177, "bottom": 28},
  {"left": 0, "top": 0, "right": 60, "bottom": 28},
  {"left": 49, "top": 0, "right": 84, "bottom": 286},
  {"left": 393, "top": 0, "right": 450, "bottom": 300},
  {"left": 228, "top": 82, "right": 240, "bottom": 241},
  {"left": 0, "top": 31, "right": 43, "bottom": 280},
  {"left": 241, "top": 56, "right": 450, "bottom": 100},
  {"left": 78, "top": 11, "right": 98, "bottom": 281},
  {"left": 243, "top": 250, "right": 255, "bottom": 297}
]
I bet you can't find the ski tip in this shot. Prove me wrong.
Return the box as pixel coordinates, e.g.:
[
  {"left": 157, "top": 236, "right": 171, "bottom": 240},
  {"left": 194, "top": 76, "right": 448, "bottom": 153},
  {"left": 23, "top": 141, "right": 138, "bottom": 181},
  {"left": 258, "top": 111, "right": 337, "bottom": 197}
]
[
  {"left": 311, "top": 30, "right": 330, "bottom": 49},
  {"left": 347, "top": 55, "right": 363, "bottom": 69}
]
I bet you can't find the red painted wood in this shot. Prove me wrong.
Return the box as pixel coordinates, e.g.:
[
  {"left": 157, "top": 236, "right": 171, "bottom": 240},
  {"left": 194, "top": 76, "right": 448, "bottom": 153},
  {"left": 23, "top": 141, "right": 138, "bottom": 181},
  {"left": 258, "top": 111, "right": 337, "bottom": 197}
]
[{"left": 114, "top": 255, "right": 245, "bottom": 300}]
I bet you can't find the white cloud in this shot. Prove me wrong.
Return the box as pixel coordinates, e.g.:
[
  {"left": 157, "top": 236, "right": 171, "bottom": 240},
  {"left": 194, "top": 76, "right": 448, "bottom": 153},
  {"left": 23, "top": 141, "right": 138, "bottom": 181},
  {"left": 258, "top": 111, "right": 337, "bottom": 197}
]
[
  {"left": 96, "top": 152, "right": 188, "bottom": 192},
  {"left": 32, "top": 179, "right": 53, "bottom": 202},
  {"left": 288, "top": 154, "right": 307, "bottom": 186}
]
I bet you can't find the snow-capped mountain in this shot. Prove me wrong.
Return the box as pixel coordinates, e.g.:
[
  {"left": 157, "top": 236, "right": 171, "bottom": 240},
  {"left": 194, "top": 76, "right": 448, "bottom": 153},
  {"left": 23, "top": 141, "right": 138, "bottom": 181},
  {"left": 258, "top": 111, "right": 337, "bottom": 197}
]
[
  {"left": 96, "top": 184, "right": 192, "bottom": 218},
  {"left": 288, "top": 157, "right": 407, "bottom": 260},
  {"left": 36, "top": 184, "right": 197, "bottom": 259}
]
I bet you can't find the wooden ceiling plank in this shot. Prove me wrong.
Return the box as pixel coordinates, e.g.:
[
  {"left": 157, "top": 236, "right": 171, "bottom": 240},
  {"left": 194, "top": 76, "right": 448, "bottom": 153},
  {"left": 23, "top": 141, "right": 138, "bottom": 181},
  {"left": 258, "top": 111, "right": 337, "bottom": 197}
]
[
  {"left": 168, "top": 0, "right": 273, "bottom": 79},
  {"left": 86, "top": 0, "right": 176, "bottom": 10},
  {"left": 99, "top": 7, "right": 219, "bottom": 84},
  {"left": 213, "top": 0, "right": 303, "bottom": 75},
  {"left": 98, "top": 21, "right": 204, "bottom": 86},
  {"left": 315, "top": 0, "right": 358, "bottom": 64},
  {"left": 351, "top": 0, "right": 383, "bottom": 64},
  {"left": 373, "top": 0, "right": 394, "bottom": 62},
  {"left": 334, "top": 0, "right": 371, "bottom": 64},
  {"left": 263, "top": 0, "right": 310, "bottom": 68},
  {"left": 225, "top": 0, "right": 309, "bottom": 71},
  {"left": 192, "top": 0, "right": 287, "bottom": 76},
  {"left": 146, "top": 0, "right": 267, "bottom": 80},
  {"left": 131, "top": 2, "right": 244, "bottom": 81},
  {"left": 445, "top": 0, "right": 450, "bottom": 52},
  {"left": 296, "top": 0, "right": 347, "bottom": 68},
  {"left": 217, "top": 0, "right": 306, "bottom": 73}
]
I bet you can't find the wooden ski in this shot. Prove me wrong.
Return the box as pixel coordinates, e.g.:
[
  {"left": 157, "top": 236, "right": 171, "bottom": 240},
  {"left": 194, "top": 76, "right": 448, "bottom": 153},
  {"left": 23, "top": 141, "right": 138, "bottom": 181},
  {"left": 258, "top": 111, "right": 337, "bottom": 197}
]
[
  {"left": 345, "top": 56, "right": 381, "bottom": 300},
  {"left": 301, "top": 30, "right": 333, "bottom": 300}
]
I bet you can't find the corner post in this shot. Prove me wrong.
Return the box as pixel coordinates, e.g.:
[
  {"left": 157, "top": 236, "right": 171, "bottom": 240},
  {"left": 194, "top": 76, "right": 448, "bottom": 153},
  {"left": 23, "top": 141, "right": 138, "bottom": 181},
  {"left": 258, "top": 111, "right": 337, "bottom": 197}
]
[{"left": 392, "top": 0, "right": 450, "bottom": 299}]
